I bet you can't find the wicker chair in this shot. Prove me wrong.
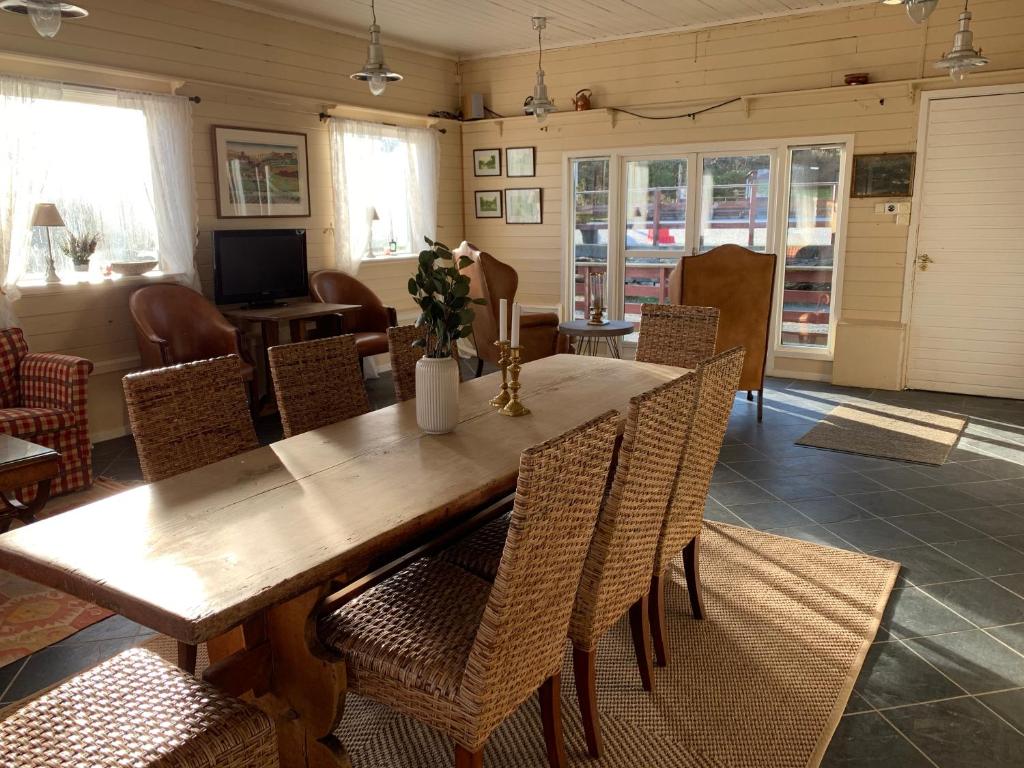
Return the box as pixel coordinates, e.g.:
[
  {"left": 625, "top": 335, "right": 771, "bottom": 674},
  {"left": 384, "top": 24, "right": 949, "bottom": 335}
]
[
  {"left": 438, "top": 373, "right": 702, "bottom": 759},
  {"left": 122, "top": 355, "right": 259, "bottom": 673},
  {"left": 0, "top": 648, "right": 278, "bottom": 768},
  {"left": 387, "top": 324, "right": 464, "bottom": 403},
  {"left": 649, "top": 346, "right": 744, "bottom": 667},
  {"left": 267, "top": 335, "right": 370, "bottom": 438},
  {"left": 634, "top": 304, "right": 720, "bottom": 369},
  {"left": 318, "top": 412, "right": 620, "bottom": 768}
]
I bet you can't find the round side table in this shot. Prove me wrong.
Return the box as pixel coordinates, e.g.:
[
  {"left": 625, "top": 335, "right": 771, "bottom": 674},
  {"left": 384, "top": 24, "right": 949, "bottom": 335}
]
[{"left": 558, "top": 319, "right": 635, "bottom": 359}]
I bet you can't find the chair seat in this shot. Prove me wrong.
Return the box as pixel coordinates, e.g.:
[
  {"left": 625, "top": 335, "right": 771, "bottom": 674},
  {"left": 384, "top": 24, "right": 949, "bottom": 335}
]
[
  {"left": 352, "top": 331, "right": 389, "bottom": 359},
  {"left": 439, "top": 512, "right": 510, "bottom": 582},
  {"left": 0, "top": 407, "right": 75, "bottom": 438},
  {"left": 0, "top": 647, "right": 278, "bottom": 768},
  {"left": 319, "top": 558, "right": 491, "bottom": 701}
]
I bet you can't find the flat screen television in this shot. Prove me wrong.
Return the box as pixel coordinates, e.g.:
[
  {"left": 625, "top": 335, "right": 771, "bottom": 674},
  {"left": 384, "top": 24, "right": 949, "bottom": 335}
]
[{"left": 213, "top": 229, "right": 308, "bottom": 307}]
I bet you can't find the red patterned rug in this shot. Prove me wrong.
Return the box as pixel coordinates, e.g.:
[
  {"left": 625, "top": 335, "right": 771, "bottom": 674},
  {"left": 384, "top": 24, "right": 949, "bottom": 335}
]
[{"left": 0, "top": 478, "right": 132, "bottom": 667}]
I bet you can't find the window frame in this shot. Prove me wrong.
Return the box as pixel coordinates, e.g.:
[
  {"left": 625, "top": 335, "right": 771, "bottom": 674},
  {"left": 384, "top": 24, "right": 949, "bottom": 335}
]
[{"left": 562, "top": 133, "right": 854, "bottom": 362}]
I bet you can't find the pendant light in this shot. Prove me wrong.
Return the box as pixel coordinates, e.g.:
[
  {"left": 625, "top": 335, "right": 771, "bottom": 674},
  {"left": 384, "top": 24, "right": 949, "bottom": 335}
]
[
  {"left": 935, "top": 1, "right": 989, "bottom": 81},
  {"left": 528, "top": 16, "right": 556, "bottom": 124},
  {"left": 0, "top": 0, "right": 88, "bottom": 39},
  {"left": 880, "top": 0, "right": 939, "bottom": 24},
  {"left": 350, "top": 0, "right": 402, "bottom": 97}
]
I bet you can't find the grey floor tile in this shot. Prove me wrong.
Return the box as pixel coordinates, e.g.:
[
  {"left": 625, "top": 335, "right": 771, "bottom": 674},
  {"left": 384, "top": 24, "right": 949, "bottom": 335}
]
[
  {"left": 710, "top": 463, "right": 744, "bottom": 486},
  {"left": 4, "top": 643, "right": 105, "bottom": 701},
  {"left": 878, "top": 588, "right": 975, "bottom": 640},
  {"left": 717, "top": 444, "right": 770, "bottom": 463},
  {"left": 979, "top": 689, "right": 1024, "bottom": 732},
  {"left": 702, "top": 505, "right": 748, "bottom": 527},
  {"left": 942, "top": 506, "right": 1024, "bottom": 538},
  {"left": 54, "top": 615, "right": 143, "bottom": 646},
  {"left": 901, "top": 485, "right": 991, "bottom": 512},
  {"left": 914, "top": 463, "right": 1000, "bottom": 486},
  {"left": 985, "top": 623, "right": 1024, "bottom": 654},
  {"left": 843, "top": 491, "right": 935, "bottom": 519},
  {"left": 816, "top": 472, "right": 888, "bottom": 496},
  {"left": 824, "top": 519, "right": 922, "bottom": 553},
  {"left": 993, "top": 574, "right": 1024, "bottom": 598},
  {"left": 960, "top": 480, "right": 1024, "bottom": 507},
  {"left": 888, "top": 513, "right": 989, "bottom": 544},
  {"left": 0, "top": 659, "right": 23, "bottom": 700},
  {"left": 844, "top": 691, "right": 874, "bottom": 715},
  {"left": 922, "top": 579, "right": 1024, "bottom": 628},
  {"left": 906, "top": 630, "right": 1024, "bottom": 694},
  {"left": 873, "top": 545, "right": 982, "bottom": 587},
  {"left": 854, "top": 642, "right": 965, "bottom": 709},
  {"left": 724, "top": 459, "right": 788, "bottom": 480},
  {"left": 861, "top": 467, "right": 936, "bottom": 491},
  {"left": 767, "top": 524, "right": 856, "bottom": 550},
  {"left": 753, "top": 475, "right": 837, "bottom": 501},
  {"left": 969, "top": 458, "right": 1024, "bottom": 480},
  {"left": 886, "top": 696, "right": 1024, "bottom": 768},
  {"left": 821, "top": 712, "right": 933, "bottom": 768},
  {"left": 1000, "top": 533, "right": 1024, "bottom": 554},
  {"left": 708, "top": 480, "right": 777, "bottom": 506},
  {"left": 936, "top": 539, "right": 1024, "bottom": 577},
  {"left": 793, "top": 496, "right": 874, "bottom": 525},
  {"left": 728, "top": 500, "right": 809, "bottom": 530}
]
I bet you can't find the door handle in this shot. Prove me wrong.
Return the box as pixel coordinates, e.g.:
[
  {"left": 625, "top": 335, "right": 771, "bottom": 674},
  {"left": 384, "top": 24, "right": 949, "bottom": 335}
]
[{"left": 917, "top": 254, "right": 933, "bottom": 271}]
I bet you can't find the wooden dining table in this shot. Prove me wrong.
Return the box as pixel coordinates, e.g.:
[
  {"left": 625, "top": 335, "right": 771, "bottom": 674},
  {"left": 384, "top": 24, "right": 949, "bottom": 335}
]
[{"left": 0, "top": 354, "right": 686, "bottom": 768}]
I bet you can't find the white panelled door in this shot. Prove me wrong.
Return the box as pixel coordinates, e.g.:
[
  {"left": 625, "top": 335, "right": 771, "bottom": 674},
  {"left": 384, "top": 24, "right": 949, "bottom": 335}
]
[{"left": 906, "top": 90, "right": 1024, "bottom": 399}]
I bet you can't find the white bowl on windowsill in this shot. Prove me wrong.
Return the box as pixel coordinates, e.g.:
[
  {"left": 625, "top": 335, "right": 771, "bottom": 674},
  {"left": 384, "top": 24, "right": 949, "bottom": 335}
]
[{"left": 110, "top": 260, "right": 158, "bottom": 276}]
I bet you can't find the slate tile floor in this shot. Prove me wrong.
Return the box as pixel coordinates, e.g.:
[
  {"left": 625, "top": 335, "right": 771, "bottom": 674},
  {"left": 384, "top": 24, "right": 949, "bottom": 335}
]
[{"left": 3, "top": 372, "right": 1024, "bottom": 767}]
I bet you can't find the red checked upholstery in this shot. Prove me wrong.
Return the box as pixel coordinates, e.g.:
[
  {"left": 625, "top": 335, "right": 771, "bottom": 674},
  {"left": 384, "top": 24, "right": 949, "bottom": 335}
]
[{"left": 0, "top": 328, "right": 94, "bottom": 501}]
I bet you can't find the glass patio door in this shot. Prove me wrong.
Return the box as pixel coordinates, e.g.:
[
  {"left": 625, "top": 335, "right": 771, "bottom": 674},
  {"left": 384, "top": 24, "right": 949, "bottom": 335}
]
[{"left": 698, "top": 153, "right": 773, "bottom": 253}]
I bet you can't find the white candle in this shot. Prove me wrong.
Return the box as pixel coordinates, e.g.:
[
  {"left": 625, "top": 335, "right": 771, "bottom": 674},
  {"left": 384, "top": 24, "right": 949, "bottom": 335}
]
[
  {"left": 511, "top": 303, "right": 521, "bottom": 348},
  {"left": 499, "top": 298, "right": 508, "bottom": 343}
]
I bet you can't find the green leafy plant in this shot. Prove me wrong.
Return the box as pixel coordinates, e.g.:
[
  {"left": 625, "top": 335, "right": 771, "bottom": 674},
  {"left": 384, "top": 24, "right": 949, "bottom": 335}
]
[
  {"left": 407, "top": 238, "right": 485, "bottom": 358},
  {"left": 60, "top": 231, "right": 100, "bottom": 266}
]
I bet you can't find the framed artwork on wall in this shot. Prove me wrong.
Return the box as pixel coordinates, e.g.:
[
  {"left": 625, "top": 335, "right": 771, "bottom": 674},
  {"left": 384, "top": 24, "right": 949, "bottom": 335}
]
[
  {"left": 505, "top": 188, "right": 543, "bottom": 224},
  {"left": 474, "top": 190, "right": 503, "bottom": 219},
  {"left": 212, "top": 126, "right": 311, "bottom": 218},
  {"left": 506, "top": 147, "right": 536, "bottom": 177},
  {"left": 473, "top": 148, "right": 502, "bottom": 177},
  {"left": 851, "top": 152, "right": 916, "bottom": 198}
]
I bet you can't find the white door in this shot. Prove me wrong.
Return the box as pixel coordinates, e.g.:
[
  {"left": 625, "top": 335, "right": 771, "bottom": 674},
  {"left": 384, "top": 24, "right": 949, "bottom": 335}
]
[{"left": 906, "top": 90, "right": 1024, "bottom": 399}]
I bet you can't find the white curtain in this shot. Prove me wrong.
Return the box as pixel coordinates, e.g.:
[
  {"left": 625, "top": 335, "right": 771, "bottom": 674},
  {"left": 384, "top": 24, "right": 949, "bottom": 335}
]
[
  {"left": 0, "top": 75, "right": 62, "bottom": 325},
  {"left": 117, "top": 90, "right": 199, "bottom": 290},
  {"left": 328, "top": 118, "right": 439, "bottom": 274}
]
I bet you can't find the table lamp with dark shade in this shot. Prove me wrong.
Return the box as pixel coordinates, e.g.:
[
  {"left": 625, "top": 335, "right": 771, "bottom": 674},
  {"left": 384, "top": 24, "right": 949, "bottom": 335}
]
[{"left": 30, "top": 203, "right": 64, "bottom": 284}]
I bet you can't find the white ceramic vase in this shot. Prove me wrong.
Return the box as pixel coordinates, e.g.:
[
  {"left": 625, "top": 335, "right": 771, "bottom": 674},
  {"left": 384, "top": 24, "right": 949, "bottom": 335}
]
[{"left": 415, "top": 356, "right": 460, "bottom": 434}]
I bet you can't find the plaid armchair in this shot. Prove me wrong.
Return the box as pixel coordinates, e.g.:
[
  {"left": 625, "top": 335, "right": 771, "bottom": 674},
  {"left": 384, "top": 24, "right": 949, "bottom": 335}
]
[{"left": 0, "top": 328, "right": 94, "bottom": 500}]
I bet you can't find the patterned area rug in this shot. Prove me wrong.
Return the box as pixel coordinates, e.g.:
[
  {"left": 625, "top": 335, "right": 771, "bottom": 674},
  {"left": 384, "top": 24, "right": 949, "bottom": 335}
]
[
  {"left": 147, "top": 522, "right": 898, "bottom": 768},
  {"left": 796, "top": 402, "right": 968, "bottom": 465},
  {"left": 0, "top": 478, "right": 132, "bottom": 667}
]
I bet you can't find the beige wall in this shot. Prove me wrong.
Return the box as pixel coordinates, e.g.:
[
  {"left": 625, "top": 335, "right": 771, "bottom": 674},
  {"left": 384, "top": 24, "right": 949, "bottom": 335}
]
[
  {"left": 460, "top": 0, "right": 1024, "bottom": 385},
  {"left": 0, "top": 0, "right": 462, "bottom": 440}
]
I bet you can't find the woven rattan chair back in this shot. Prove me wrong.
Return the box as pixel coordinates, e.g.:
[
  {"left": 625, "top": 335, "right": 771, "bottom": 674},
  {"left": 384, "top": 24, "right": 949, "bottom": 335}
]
[
  {"left": 123, "top": 355, "right": 258, "bottom": 484},
  {"left": 387, "top": 325, "right": 464, "bottom": 403},
  {"left": 568, "top": 372, "right": 701, "bottom": 650},
  {"left": 634, "top": 304, "right": 720, "bottom": 369},
  {"left": 459, "top": 411, "right": 619, "bottom": 744},
  {"left": 268, "top": 335, "right": 370, "bottom": 438},
  {"left": 654, "top": 346, "right": 744, "bottom": 575}
]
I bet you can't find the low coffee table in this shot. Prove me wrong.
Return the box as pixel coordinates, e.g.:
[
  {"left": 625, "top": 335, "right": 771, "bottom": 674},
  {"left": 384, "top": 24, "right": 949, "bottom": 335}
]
[
  {"left": 0, "top": 435, "right": 60, "bottom": 533},
  {"left": 558, "top": 319, "right": 635, "bottom": 359}
]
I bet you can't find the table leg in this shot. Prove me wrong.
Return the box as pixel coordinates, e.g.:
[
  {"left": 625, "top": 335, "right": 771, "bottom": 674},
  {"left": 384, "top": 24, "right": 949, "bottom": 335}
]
[
  {"left": 0, "top": 478, "right": 52, "bottom": 533},
  {"left": 606, "top": 337, "right": 622, "bottom": 359},
  {"left": 289, "top": 318, "right": 308, "bottom": 343}
]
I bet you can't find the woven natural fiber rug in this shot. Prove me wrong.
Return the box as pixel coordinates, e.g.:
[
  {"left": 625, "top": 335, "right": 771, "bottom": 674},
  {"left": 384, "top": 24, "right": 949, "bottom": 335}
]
[
  {"left": 0, "top": 478, "right": 131, "bottom": 667},
  {"left": 147, "top": 522, "right": 897, "bottom": 768},
  {"left": 796, "top": 402, "right": 967, "bottom": 465}
]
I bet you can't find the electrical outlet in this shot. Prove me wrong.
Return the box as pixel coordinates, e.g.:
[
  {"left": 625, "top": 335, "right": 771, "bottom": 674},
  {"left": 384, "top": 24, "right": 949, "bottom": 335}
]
[{"left": 874, "top": 202, "right": 899, "bottom": 215}]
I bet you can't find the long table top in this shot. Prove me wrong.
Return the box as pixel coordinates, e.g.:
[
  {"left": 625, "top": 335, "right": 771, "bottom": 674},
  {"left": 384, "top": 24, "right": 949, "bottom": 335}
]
[{"left": 0, "top": 355, "right": 685, "bottom": 644}]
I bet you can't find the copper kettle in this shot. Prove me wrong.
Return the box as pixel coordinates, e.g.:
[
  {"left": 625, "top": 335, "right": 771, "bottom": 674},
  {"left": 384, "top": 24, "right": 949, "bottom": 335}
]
[{"left": 572, "top": 89, "right": 592, "bottom": 111}]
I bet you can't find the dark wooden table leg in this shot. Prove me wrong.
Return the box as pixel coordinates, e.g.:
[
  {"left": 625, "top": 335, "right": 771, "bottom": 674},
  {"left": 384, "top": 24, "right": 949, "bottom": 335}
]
[{"left": 0, "top": 478, "right": 53, "bottom": 533}]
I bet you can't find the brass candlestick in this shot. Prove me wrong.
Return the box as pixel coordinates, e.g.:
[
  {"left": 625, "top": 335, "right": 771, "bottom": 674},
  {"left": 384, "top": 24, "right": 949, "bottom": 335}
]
[
  {"left": 500, "top": 346, "right": 530, "bottom": 417},
  {"left": 490, "top": 340, "right": 511, "bottom": 408}
]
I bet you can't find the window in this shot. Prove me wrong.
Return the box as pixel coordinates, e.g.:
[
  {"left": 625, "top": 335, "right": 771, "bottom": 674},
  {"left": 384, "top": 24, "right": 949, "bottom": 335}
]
[
  {"left": 328, "top": 119, "right": 438, "bottom": 273},
  {"left": 699, "top": 154, "right": 771, "bottom": 253},
  {"left": 570, "top": 158, "right": 609, "bottom": 320}
]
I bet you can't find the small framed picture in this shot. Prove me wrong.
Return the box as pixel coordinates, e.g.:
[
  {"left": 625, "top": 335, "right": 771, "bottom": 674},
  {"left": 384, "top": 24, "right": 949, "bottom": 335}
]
[
  {"left": 474, "top": 190, "right": 503, "bottom": 219},
  {"left": 506, "top": 147, "right": 536, "bottom": 177},
  {"left": 851, "top": 152, "right": 916, "bottom": 198},
  {"left": 473, "top": 148, "right": 502, "bottom": 177},
  {"left": 505, "top": 188, "right": 543, "bottom": 225},
  {"left": 212, "top": 126, "right": 311, "bottom": 218}
]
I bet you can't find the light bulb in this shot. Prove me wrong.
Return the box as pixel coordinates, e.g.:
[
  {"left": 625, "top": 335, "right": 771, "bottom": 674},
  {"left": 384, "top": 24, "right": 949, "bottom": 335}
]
[
  {"left": 950, "top": 66, "right": 967, "bottom": 82},
  {"left": 534, "top": 106, "right": 548, "bottom": 124},
  {"left": 368, "top": 72, "right": 387, "bottom": 96},
  {"left": 906, "top": 0, "right": 939, "bottom": 25},
  {"left": 27, "top": 0, "right": 62, "bottom": 38}
]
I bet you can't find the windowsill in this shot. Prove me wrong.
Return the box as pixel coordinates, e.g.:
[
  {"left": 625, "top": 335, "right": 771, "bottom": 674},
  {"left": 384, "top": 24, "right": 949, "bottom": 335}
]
[
  {"left": 17, "top": 271, "right": 183, "bottom": 295},
  {"left": 362, "top": 253, "right": 418, "bottom": 264},
  {"left": 773, "top": 344, "right": 834, "bottom": 361}
]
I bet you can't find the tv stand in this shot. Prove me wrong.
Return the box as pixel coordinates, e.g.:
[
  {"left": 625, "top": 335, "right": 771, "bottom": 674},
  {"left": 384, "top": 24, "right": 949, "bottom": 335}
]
[{"left": 243, "top": 300, "right": 288, "bottom": 310}]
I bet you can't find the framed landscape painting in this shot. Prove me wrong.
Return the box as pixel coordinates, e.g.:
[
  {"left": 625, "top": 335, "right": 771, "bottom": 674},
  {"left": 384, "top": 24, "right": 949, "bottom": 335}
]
[
  {"left": 213, "top": 126, "right": 311, "bottom": 218},
  {"left": 475, "top": 190, "right": 503, "bottom": 219},
  {"left": 505, "top": 188, "right": 542, "bottom": 224},
  {"left": 473, "top": 148, "right": 501, "bottom": 177},
  {"left": 851, "top": 152, "right": 916, "bottom": 198},
  {"left": 506, "top": 147, "right": 536, "bottom": 177}
]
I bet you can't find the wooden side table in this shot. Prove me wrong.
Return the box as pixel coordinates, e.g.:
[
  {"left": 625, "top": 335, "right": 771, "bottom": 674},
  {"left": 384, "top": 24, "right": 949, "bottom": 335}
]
[
  {"left": 0, "top": 435, "right": 61, "bottom": 533},
  {"left": 558, "top": 319, "right": 635, "bottom": 359}
]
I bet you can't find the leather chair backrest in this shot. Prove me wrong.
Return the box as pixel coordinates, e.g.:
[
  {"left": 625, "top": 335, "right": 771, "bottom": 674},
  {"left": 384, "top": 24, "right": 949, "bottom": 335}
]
[
  {"left": 460, "top": 249, "right": 518, "bottom": 350},
  {"left": 309, "top": 270, "right": 391, "bottom": 333},
  {"left": 129, "top": 285, "right": 233, "bottom": 368},
  {"left": 0, "top": 328, "right": 28, "bottom": 408},
  {"left": 669, "top": 245, "right": 777, "bottom": 392}
]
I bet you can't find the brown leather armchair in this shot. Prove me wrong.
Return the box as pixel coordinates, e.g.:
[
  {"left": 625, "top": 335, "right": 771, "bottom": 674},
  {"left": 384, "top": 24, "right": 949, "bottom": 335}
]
[
  {"left": 128, "top": 284, "right": 255, "bottom": 387},
  {"left": 456, "top": 243, "right": 567, "bottom": 377},
  {"left": 668, "top": 245, "right": 777, "bottom": 420},
  {"left": 309, "top": 270, "right": 397, "bottom": 361}
]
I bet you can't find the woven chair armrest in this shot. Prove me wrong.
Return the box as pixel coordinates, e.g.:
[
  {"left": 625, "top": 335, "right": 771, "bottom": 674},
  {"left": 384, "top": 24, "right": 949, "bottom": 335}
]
[{"left": 20, "top": 353, "right": 94, "bottom": 413}]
